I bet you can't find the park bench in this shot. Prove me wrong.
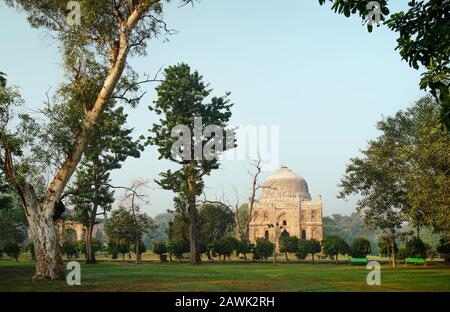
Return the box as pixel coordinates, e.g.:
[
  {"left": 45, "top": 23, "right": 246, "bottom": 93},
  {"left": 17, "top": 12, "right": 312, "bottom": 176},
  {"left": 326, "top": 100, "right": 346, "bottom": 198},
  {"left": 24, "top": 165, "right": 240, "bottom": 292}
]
[
  {"left": 404, "top": 258, "right": 426, "bottom": 266},
  {"left": 349, "top": 258, "right": 368, "bottom": 265}
]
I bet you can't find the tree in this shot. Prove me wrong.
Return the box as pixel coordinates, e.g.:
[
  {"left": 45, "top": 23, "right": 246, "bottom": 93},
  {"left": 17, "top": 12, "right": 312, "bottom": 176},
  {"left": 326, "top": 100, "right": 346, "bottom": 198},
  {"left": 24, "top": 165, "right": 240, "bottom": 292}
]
[
  {"left": 322, "top": 236, "right": 350, "bottom": 263},
  {"left": 198, "top": 203, "right": 235, "bottom": 259},
  {"left": 378, "top": 235, "right": 398, "bottom": 265},
  {"left": 236, "top": 240, "right": 252, "bottom": 262},
  {"left": 437, "top": 237, "right": 450, "bottom": 264},
  {"left": 350, "top": 237, "right": 372, "bottom": 258},
  {"left": 212, "top": 237, "right": 236, "bottom": 262},
  {"left": 60, "top": 240, "right": 79, "bottom": 260},
  {"left": 404, "top": 237, "right": 427, "bottom": 259},
  {"left": 107, "top": 239, "right": 129, "bottom": 260},
  {"left": 0, "top": 0, "right": 193, "bottom": 281},
  {"left": 279, "top": 236, "right": 298, "bottom": 261},
  {"left": 148, "top": 63, "right": 235, "bottom": 264},
  {"left": 308, "top": 239, "right": 322, "bottom": 263},
  {"left": 318, "top": 0, "right": 450, "bottom": 128},
  {"left": 105, "top": 204, "right": 154, "bottom": 263},
  {"left": 254, "top": 238, "right": 275, "bottom": 262},
  {"left": 66, "top": 104, "right": 142, "bottom": 264},
  {"left": 24, "top": 242, "right": 35, "bottom": 261},
  {"left": 295, "top": 239, "right": 309, "bottom": 260},
  {"left": 168, "top": 239, "right": 189, "bottom": 262},
  {"left": 153, "top": 241, "right": 168, "bottom": 262},
  {"left": 3, "top": 242, "right": 20, "bottom": 261},
  {"left": 339, "top": 97, "right": 449, "bottom": 266}
]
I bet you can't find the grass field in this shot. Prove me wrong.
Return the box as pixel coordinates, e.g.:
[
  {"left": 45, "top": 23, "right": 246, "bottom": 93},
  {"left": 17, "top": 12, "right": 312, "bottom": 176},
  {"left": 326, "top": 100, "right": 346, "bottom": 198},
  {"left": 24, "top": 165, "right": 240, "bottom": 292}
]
[{"left": 1, "top": 256, "right": 449, "bottom": 292}]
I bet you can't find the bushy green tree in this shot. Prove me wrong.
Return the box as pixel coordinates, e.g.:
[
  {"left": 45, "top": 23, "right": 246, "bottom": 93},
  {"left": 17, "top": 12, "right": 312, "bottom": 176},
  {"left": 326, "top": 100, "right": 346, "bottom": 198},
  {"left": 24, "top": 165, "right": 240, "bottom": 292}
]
[
  {"left": 236, "top": 240, "right": 252, "bottom": 261},
  {"left": 66, "top": 104, "right": 142, "bottom": 264},
  {"left": 153, "top": 241, "right": 168, "bottom": 262},
  {"left": 322, "top": 236, "right": 350, "bottom": 263},
  {"left": 213, "top": 237, "right": 236, "bottom": 262},
  {"left": 148, "top": 63, "right": 235, "bottom": 264},
  {"left": 168, "top": 239, "right": 189, "bottom": 262},
  {"left": 61, "top": 241, "right": 79, "bottom": 260},
  {"left": 3, "top": 242, "right": 20, "bottom": 261},
  {"left": 24, "top": 242, "right": 35, "bottom": 261},
  {"left": 350, "top": 237, "right": 372, "bottom": 258},
  {"left": 404, "top": 237, "right": 427, "bottom": 259},
  {"left": 437, "top": 237, "right": 450, "bottom": 264},
  {"left": 308, "top": 239, "right": 322, "bottom": 263},
  {"left": 254, "top": 239, "right": 275, "bottom": 262},
  {"left": 378, "top": 235, "right": 398, "bottom": 263},
  {"left": 295, "top": 239, "right": 309, "bottom": 260},
  {"left": 279, "top": 236, "right": 298, "bottom": 261},
  {"left": 1, "top": 0, "right": 193, "bottom": 280}
]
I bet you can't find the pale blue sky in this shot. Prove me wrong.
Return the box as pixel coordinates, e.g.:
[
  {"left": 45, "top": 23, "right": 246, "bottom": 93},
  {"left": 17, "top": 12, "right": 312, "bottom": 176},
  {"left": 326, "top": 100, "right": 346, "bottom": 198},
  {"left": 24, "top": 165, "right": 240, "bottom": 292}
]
[{"left": 0, "top": 1, "right": 425, "bottom": 217}]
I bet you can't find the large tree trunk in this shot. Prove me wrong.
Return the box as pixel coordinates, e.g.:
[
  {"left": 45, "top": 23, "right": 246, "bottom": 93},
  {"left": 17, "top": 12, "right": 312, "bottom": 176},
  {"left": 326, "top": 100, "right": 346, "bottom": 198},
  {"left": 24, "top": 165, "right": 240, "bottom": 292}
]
[
  {"left": 27, "top": 202, "right": 64, "bottom": 281},
  {"left": 85, "top": 223, "right": 96, "bottom": 264},
  {"left": 188, "top": 204, "right": 201, "bottom": 264},
  {"left": 390, "top": 239, "right": 397, "bottom": 268},
  {"left": 136, "top": 237, "right": 142, "bottom": 264}
]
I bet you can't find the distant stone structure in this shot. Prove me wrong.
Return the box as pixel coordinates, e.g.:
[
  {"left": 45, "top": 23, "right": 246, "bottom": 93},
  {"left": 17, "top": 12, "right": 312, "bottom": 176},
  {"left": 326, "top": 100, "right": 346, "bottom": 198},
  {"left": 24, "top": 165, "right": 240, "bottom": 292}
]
[
  {"left": 59, "top": 218, "right": 107, "bottom": 243},
  {"left": 249, "top": 166, "right": 323, "bottom": 250}
]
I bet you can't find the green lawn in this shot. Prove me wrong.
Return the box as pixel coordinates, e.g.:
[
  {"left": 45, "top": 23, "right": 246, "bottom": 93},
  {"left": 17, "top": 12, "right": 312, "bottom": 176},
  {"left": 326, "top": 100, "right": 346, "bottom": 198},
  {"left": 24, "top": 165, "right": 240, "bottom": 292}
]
[{"left": 1, "top": 258, "right": 449, "bottom": 292}]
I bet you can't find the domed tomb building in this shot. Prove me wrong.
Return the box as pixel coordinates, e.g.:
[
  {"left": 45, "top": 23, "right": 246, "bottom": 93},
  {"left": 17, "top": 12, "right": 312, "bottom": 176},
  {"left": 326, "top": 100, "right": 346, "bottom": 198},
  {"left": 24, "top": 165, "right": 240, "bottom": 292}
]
[{"left": 249, "top": 166, "right": 323, "bottom": 250}]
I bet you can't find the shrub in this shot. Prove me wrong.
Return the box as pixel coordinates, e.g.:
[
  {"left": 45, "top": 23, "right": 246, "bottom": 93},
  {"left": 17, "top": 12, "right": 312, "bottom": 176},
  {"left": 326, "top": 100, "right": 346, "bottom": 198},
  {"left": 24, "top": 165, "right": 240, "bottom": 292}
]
[
  {"left": 350, "top": 237, "right": 372, "bottom": 258},
  {"left": 153, "top": 241, "right": 168, "bottom": 262},
  {"left": 295, "top": 239, "right": 309, "bottom": 260},
  {"left": 308, "top": 239, "right": 322, "bottom": 263},
  {"left": 168, "top": 239, "right": 189, "bottom": 261},
  {"left": 24, "top": 242, "right": 36, "bottom": 261},
  {"left": 437, "top": 237, "right": 450, "bottom": 263},
  {"left": 322, "top": 236, "right": 350, "bottom": 263},
  {"left": 61, "top": 240, "right": 79, "bottom": 260},
  {"left": 254, "top": 238, "right": 275, "bottom": 261},
  {"left": 213, "top": 237, "right": 236, "bottom": 261},
  {"left": 3, "top": 243, "right": 20, "bottom": 261},
  {"left": 235, "top": 240, "right": 252, "bottom": 261},
  {"left": 404, "top": 237, "right": 427, "bottom": 258},
  {"left": 279, "top": 236, "right": 298, "bottom": 261}
]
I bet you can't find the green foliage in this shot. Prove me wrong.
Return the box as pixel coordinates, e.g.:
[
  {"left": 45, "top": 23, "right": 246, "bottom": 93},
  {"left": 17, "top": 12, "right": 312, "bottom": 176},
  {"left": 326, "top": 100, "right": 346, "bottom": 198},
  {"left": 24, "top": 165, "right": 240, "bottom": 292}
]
[
  {"left": 350, "top": 237, "right": 372, "bottom": 258},
  {"left": 107, "top": 239, "right": 130, "bottom": 261},
  {"left": 254, "top": 239, "right": 275, "bottom": 261},
  {"left": 198, "top": 203, "right": 235, "bottom": 247},
  {"left": 3, "top": 242, "right": 20, "bottom": 261},
  {"left": 0, "top": 197, "right": 27, "bottom": 247},
  {"left": 280, "top": 236, "right": 298, "bottom": 256},
  {"left": 147, "top": 63, "right": 235, "bottom": 262},
  {"left": 437, "top": 237, "right": 450, "bottom": 263},
  {"left": 318, "top": 0, "right": 450, "bottom": 127},
  {"left": 235, "top": 240, "right": 252, "bottom": 259},
  {"left": 167, "top": 239, "right": 189, "bottom": 261},
  {"left": 339, "top": 97, "right": 450, "bottom": 242},
  {"left": 24, "top": 242, "right": 35, "bottom": 261},
  {"left": 212, "top": 237, "right": 236, "bottom": 261},
  {"left": 404, "top": 237, "right": 427, "bottom": 259},
  {"left": 3, "top": 243, "right": 20, "bottom": 260},
  {"left": 105, "top": 207, "right": 154, "bottom": 248},
  {"left": 61, "top": 240, "right": 79, "bottom": 260},
  {"left": 308, "top": 239, "right": 322, "bottom": 262},
  {"left": 295, "top": 239, "right": 309, "bottom": 260},
  {"left": 322, "top": 236, "right": 350, "bottom": 261},
  {"left": 378, "top": 235, "right": 398, "bottom": 258},
  {"left": 153, "top": 241, "right": 168, "bottom": 257}
]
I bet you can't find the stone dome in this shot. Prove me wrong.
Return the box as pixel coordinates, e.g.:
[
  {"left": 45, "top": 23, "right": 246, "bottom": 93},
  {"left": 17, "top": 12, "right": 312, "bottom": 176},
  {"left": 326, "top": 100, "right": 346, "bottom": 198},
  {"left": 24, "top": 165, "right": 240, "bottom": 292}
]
[{"left": 260, "top": 166, "right": 311, "bottom": 200}]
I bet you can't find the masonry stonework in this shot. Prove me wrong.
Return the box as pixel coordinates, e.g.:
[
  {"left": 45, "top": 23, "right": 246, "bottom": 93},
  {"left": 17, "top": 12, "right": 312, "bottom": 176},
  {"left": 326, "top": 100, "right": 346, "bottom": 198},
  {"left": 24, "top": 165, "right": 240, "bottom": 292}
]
[{"left": 249, "top": 166, "right": 323, "bottom": 251}]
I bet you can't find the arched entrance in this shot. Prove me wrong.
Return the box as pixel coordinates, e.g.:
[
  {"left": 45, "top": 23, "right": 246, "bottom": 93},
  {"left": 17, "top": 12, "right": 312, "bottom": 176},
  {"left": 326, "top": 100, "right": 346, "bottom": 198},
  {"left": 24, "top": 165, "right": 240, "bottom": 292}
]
[
  {"left": 264, "top": 230, "right": 269, "bottom": 240},
  {"left": 280, "top": 229, "right": 290, "bottom": 238},
  {"left": 301, "top": 229, "right": 306, "bottom": 240}
]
